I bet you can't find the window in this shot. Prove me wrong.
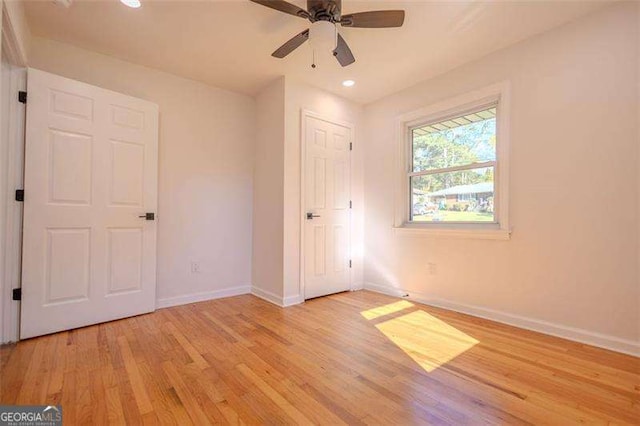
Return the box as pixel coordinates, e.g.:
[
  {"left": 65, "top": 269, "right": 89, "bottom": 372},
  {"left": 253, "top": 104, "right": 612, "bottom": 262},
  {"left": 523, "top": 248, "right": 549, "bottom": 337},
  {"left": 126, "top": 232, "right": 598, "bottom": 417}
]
[
  {"left": 394, "top": 83, "right": 510, "bottom": 239},
  {"left": 409, "top": 104, "right": 497, "bottom": 223}
]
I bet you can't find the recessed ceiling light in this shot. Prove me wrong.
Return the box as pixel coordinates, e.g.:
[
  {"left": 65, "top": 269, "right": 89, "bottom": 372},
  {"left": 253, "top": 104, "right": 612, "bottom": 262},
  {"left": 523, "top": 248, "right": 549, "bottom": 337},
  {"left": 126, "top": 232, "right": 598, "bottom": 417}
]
[
  {"left": 120, "top": 0, "right": 141, "bottom": 8},
  {"left": 342, "top": 80, "right": 355, "bottom": 87}
]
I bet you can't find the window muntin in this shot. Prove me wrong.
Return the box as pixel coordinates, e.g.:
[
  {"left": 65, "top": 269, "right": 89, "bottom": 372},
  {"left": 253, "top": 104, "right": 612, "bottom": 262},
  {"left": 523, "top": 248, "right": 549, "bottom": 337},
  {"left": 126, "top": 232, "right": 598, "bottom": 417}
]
[{"left": 409, "top": 104, "right": 497, "bottom": 223}]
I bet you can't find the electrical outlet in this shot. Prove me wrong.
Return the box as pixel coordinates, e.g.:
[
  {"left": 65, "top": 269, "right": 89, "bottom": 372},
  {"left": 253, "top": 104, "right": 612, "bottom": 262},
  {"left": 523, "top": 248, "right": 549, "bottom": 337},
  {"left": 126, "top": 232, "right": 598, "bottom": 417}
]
[{"left": 190, "top": 262, "right": 201, "bottom": 273}]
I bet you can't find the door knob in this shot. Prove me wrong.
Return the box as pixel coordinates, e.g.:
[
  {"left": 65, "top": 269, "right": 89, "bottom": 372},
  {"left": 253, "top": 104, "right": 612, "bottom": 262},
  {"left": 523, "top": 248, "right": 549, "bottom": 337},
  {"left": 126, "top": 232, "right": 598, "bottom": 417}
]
[
  {"left": 139, "top": 213, "right": 155, "bottom": 220},
  {"left": 306, "top": 212, "right": 321, "bottom": 220}
]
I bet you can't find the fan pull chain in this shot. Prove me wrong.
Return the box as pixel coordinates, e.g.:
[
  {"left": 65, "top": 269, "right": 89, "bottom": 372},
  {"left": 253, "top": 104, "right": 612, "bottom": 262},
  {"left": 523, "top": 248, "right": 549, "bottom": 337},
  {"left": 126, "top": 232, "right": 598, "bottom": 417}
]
[{"left": 311, "top": 49, "right": 316, "bottom": 69}]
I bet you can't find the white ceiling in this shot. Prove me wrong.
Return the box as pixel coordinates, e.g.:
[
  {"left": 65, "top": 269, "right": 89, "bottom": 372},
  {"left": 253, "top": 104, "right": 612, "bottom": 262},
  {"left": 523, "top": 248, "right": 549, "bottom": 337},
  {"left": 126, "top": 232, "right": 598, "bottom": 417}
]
[{"left": 24, "top": 0, "right": 610, "bottom": 104}]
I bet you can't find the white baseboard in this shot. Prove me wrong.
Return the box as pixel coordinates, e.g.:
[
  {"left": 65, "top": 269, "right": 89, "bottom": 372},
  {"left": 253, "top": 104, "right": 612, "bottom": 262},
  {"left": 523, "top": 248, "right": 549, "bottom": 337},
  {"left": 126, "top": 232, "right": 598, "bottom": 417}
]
[
  {"left": 283, "top": 294, "right": 304, "bottom": 307},
  {"left": 364, "top": 282, "right": 407, "bottom": 297},
  {"left": 351, "top": 282, "right": 365, "bottom": 291},
  {"left": 156, "top": 285, "right": 251, "bottom": 309},
  {"left": 363, "top": 282, "right": 640, "bottom": 357},
  {"left": 250, "top": 286, "right": 285, "bottom": 306},
  {"left": 251, "top": 287, "right": 303, "bottom": 307}
]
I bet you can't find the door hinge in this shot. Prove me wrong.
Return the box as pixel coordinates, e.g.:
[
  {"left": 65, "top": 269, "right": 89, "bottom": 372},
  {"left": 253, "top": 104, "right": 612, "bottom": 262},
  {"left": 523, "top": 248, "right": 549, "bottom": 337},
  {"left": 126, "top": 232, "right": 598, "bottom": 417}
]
[
  {"left": 349, "top": 142, "right": 353, "bottom": 151},
  {"left": 349, "top": 200, "right": 352, "bottom": 209},
  {"left": 349, "top": 260, "right": 352, "bottom": 268},
  {"left": 15, "top": 189, "right": 24, "bottom": 202},
  {"left": 12, "top": 288, "right": 21, "bottom": 301},
  {"left": 18, "top": 91, "right": 27, "bottom": 104}
]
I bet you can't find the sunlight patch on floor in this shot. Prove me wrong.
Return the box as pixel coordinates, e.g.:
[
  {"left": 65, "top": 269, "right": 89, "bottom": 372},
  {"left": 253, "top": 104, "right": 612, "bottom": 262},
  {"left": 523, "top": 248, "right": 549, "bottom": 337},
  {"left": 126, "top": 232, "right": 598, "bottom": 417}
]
[
  {"left": 360, "top": 300, "right": 415, "bottom": 320},
  {"left": 366, "top": 307, "right": 479, "bottom": 372}
]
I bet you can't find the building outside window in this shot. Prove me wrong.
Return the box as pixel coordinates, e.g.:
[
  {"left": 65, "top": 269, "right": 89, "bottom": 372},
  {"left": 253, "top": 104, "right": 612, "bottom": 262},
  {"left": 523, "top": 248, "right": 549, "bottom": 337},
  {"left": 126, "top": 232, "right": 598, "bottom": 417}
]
[{"left": 409, "top": 104, "right": 498, "bottom": 223}]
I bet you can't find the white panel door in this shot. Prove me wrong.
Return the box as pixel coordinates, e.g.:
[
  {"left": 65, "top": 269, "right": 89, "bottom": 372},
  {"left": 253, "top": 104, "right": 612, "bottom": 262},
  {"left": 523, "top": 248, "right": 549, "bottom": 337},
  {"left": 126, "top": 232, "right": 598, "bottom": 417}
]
[
  {"left": 304, "top": 114, "right": 351, "bottom": 299},
  {"left": 20, "top": 69, "right": 158, "bottom": 339}
]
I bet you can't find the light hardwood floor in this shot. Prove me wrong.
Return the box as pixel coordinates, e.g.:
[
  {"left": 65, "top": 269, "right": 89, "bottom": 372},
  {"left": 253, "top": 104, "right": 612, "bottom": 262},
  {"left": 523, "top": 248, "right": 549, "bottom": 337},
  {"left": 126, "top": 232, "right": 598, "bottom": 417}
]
[{"left": 1, "top": 290, "right": 638, "bottom": 425}]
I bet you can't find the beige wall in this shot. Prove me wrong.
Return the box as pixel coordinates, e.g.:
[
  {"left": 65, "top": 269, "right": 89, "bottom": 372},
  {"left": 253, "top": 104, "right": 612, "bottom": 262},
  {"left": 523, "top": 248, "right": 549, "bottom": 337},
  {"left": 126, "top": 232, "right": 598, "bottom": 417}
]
[
  {"left": 252, "top": 77, "right": 285, "bottom": 299},
  {"left": 28, "top": 37, "right": 256, "bottom": 306},
  {"left": 283, "top": 78, "right": 364, "bottom": 303},
  {"left": 363, "top": 3, "right": 639, "bottom": 353}
]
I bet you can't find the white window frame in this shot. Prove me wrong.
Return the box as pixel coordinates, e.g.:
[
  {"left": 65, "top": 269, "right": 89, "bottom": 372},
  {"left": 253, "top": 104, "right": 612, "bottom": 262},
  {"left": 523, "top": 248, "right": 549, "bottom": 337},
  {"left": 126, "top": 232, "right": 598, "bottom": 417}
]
[{"left": 393, "top": 82, "right": 511, "bottom": 240}]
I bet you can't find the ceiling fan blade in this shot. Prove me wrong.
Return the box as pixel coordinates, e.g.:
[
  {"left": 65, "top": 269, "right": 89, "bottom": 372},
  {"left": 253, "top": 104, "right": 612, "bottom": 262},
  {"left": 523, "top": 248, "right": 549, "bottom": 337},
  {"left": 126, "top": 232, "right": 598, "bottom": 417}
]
[
  {"left": 272, "top": 29, "right": 310, "bottom": 58},
  {"left": 250, "top": 0, "right": 310, "bottom": 19},
  {"left": 340, "top": 10, "right": 405, "bottom": 28},
  {"left": 333, "top": 33, "right": 355, "bottom": 67}
]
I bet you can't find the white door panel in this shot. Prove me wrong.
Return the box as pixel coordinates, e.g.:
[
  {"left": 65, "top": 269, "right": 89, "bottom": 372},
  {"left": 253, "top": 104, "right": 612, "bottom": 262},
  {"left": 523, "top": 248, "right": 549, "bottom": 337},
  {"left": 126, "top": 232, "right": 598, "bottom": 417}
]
[
  {"left": 304, "top": 115, "right": 351, "bottom": 299},
  {"left": 20, "top": 69, "right": 158, "bottom": 339}
]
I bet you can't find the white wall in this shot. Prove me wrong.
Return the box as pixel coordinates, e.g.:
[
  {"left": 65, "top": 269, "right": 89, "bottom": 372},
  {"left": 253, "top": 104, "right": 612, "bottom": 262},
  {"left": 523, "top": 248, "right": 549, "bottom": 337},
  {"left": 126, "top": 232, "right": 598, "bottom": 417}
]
[
  {"left": 28, "top": 37, "right": 256, "bottom": 307},
  {"left": 251, "top": 77, "right": 364, "bottom": 305},
  {"left": 252, "top": 77, "right": 285, "bottom": 300},
  {"left": 363, "top": 3, "right": 639, "bottom": 354},
  {"left": 14, "top": 2, "right": 639, "bottom": 356},
  {"left": 2, "top": 0, "right": 29, "bottom": 64},
  {"left": 283, "top": 78, "right": 364, "bottom": 303},
  {"left": 27, "top": 37, "right": 364, "bottom": 311}
]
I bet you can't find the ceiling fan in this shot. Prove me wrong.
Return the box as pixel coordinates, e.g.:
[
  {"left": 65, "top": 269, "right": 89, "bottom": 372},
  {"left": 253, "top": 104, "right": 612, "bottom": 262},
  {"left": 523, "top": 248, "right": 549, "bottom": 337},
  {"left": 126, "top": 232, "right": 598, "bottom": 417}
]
[{"left": 250, "top": 0, "right": 405, "bottom": 67}]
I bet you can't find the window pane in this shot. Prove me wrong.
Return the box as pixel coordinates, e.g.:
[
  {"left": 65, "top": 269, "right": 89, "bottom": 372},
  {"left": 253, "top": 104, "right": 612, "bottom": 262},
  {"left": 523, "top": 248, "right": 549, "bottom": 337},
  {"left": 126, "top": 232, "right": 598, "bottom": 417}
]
[
  {"left": 412, "top": 106, "right": 496, "bottom": 172},
  {"left": 411, "top": 167, "right": 495, "bottom": 222}
]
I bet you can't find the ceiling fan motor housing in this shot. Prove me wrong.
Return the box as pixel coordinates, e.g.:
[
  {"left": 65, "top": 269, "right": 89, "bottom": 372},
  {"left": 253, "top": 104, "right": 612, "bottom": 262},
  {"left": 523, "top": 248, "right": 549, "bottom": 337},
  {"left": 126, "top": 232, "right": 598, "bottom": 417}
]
[{"left": 308, "top": 0, "right": 342, "bottom": 22}]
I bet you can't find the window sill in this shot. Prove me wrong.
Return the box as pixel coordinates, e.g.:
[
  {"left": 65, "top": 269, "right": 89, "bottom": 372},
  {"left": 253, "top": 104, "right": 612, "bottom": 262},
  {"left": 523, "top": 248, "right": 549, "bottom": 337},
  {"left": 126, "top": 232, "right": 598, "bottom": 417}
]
[{"left": 393, "top": 225, "right": 511, "bottom": 240}]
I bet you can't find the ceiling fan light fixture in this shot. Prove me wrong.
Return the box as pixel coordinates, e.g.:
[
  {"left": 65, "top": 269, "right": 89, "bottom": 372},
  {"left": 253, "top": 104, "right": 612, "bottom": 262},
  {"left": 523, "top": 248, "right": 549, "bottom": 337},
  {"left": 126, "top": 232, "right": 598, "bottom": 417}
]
[
  {"left": 309, "top": 21, "right": 336, "bottom": 50},
  {"left": 52, "top": 0, "right": 73, "bottom": 8},
  {"left": 342, "top": 80, "right": 355, "bottom": 87},
  {"left": 120, "top": 0, "right": 141, "bottom": 8},
  {"left": 250, "top": 0, "right": 405, "bottom": 68}
]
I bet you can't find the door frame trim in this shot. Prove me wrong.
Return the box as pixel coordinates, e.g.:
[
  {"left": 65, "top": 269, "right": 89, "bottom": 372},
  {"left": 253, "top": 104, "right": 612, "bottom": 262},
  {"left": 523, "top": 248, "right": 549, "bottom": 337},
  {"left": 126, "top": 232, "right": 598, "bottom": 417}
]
[
  {"left": 0, "top": 4, "right": 27, "bottom": 344},
  {"left": 299, "top": 109, "right": 355, "bottom": 301}
]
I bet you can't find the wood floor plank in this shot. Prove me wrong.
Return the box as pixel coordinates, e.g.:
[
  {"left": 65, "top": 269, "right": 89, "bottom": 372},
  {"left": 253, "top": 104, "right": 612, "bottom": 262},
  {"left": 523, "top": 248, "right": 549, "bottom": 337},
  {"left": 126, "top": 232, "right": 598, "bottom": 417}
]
[
  {"left": 105, "top": 385, "right": 127, "bottom": 424},
  {"left": 117, "top": 335, "right": 154, "bottom": 416},
  {"left": 164, "top": 322, "right": 209, "bottom": 370},
  {"left": 236, "top": 363, "right": 313, "bottom": 425},
  {"left": 162, "top": 360, "right": 215, "bottom": 425},
  {"left": 1, "top": 291, "right": 638, "bottom": 425}
]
